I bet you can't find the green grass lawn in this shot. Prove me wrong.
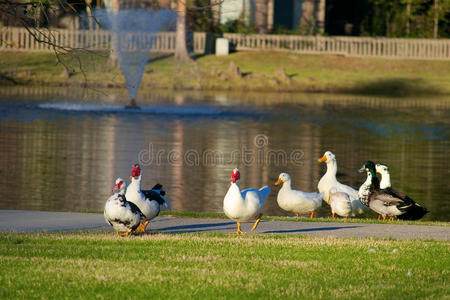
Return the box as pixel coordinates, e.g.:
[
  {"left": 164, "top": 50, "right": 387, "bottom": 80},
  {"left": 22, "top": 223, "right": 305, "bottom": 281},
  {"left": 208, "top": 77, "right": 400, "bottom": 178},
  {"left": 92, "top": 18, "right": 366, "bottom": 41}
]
[
  {"left": 1, "top": 51, "right": 450, "bottom": 96},
  {"left": 0, "top": 232, "right": 448, "bottom": 299}
]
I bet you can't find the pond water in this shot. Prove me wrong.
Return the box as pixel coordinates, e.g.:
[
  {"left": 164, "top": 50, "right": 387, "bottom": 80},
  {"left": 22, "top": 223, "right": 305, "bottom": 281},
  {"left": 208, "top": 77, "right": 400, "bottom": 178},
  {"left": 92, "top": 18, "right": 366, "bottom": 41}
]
[{"left": 0, "top": 86, "right": 449, "bottom": 221}]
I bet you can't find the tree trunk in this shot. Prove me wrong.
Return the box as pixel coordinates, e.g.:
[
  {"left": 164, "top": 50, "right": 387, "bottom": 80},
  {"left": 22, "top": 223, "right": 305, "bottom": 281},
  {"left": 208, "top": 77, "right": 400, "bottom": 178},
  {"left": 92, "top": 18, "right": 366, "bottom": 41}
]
[
  {"left": 175, "top": 0, "right": 191, "bottom": 62},
  {"left": 433, "top": 0, "right": 439, "bottom": 38},
  {"left": 106, "top": 0, "right": 120, "bottom": 66},
  {"left": 254, "top": 0, "right": 268, "bottom": 34},
  {"left": 299, "top": 0, "right": 315, "bottom": 35},
  {"left": 315, "top": 0, "right": 326, "bottom": 35},
  {"left": 405, "top": 0, "right": 410, "bottom": 36},
  {"left": 85, "top": 0, "right": 93, "bottom": 30}
]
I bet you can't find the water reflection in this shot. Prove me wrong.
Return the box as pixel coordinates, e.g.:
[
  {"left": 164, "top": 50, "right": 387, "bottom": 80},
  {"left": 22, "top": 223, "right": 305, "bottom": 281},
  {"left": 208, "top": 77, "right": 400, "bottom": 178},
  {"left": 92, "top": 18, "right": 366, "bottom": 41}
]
[{"left": 0, "top": 86, "right": 448, "bottom": 221}]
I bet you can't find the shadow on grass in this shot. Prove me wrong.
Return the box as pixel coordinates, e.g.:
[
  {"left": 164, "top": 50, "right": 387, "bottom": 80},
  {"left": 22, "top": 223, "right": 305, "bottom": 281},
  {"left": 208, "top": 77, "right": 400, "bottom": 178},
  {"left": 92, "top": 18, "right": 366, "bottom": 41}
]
[
  {"left": 346, "top": 78, "right": 444, "bottom": 97},
  {"left": 147, "top": 54, "right": 173, "bottom": 64}
]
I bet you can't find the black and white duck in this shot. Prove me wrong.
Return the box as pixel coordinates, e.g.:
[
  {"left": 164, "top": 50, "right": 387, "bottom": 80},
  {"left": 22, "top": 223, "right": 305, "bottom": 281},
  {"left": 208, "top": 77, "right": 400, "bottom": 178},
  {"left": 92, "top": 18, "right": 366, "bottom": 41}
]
[
  {"left": 375, "top": 163, "right": 429, "bottom": 220},
  {"left": 104, "top": 178, "right": 142, "bottom": 236},
  {"left": 358, "top": 161, "right": 428, "bottom": 221},
  {"left": 125, "top": 164, "right": 170, "bottom": 233}
]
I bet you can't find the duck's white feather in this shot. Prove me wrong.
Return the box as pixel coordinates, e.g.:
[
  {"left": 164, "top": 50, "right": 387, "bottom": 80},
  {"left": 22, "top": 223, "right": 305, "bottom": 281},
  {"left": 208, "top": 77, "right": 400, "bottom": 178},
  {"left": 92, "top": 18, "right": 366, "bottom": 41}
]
[
  {"left": 318, "top": 152, "right": 370, "bottom": 216},
  {"left": 104, "top": 189, "right": 141, "bottom": 233},
  {"left": 125, "top": 175, "right": 160, "bottom": 220},
  {"left": 223, "top": 184, "right": 270, "bottom": 222},
  {"left": 277, "top": 177, "right": 322, "bottom": 215},
  {"left": 329, "top": 190, "right": 352, "bottom": 217}
]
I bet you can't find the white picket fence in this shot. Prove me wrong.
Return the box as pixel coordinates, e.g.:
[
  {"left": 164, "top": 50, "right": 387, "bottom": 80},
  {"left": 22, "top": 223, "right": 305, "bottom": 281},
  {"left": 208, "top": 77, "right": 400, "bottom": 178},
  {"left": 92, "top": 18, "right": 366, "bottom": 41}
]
[
  {"left": 223, "top": 33, "right": 450, "bottom": 60},
  {"left": 1, "top": 27, "right": 449, "bottom": 60},
  {"left": 0, "top": 27, "right": 207, "bottom": 54}
]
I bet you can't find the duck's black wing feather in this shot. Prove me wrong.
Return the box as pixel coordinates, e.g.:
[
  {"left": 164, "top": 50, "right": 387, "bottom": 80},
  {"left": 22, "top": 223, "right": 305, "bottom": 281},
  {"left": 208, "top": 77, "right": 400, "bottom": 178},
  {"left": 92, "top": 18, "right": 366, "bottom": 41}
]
[
  {"left": 142, "top": 189, "right": 166, "bottom": 205},
  {"left": 152, "top": 184, "right": 163, "bottom": 190},
  {"left": 396, "top": 203, "right": 429, "bottom": 220}
]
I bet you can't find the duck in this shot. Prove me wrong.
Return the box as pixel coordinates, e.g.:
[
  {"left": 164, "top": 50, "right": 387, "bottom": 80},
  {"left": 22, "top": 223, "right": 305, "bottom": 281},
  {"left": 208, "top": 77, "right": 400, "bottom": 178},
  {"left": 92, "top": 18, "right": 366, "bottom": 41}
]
[
  {"left": 359, "top": 161, "right": 429, "bottom": 221},
  {"left": 275, "top": 173, "right": 323, "bottom": 218},
  {"left": 125, "top": 164, "right": 170, "bottom": 232},
  {"left": 104, "top": 178, "right": 142, "bottom": 236},
  {"left": 329, "top": 188, "right": 352, "bottom": 219},
  {"left": 375, "top": 163, "right": 429, "bottom": 221},
  {"left": 317, "top": 151, "right": 370, "bottom": 216},
  {"left": 223, "top": 168, "right": 270, "bottom": 234}
]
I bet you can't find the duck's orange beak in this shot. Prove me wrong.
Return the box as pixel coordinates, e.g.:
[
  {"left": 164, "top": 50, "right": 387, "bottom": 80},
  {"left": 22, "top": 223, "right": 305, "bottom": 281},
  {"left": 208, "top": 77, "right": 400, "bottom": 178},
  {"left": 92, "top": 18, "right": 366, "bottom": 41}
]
[
  {"left": 318, "top": 155, "right": 327, "bottom": 163},
  {"left": 275, "top": 178, "right": 282, "bottom": 186}
]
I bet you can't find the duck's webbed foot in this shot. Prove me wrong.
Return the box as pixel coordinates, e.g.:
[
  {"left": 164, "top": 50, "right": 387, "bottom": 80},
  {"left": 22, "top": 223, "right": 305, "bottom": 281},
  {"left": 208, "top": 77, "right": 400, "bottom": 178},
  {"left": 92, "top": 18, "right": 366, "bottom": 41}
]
[
  {"left": 233, "top": 222, "right": 246, "bottom": 234},
  {"left": 251, "top": 214, "right": 263, "bottom": 231}
]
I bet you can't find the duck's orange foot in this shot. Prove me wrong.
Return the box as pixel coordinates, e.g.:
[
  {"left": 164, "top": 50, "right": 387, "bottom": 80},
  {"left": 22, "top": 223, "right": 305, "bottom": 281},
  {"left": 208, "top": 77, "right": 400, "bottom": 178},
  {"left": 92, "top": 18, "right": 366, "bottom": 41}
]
[
  {"left": 117, "top": 229, "right": 132, "bottom": 237},
  {"left": 233, "top": 222, "right": 246, "bottom": 234},
  {"left": 140, "top": 220, "right": 150, "bottom": 232},
  {"left": 251, "top": 214, "right": 263, "bottom": 231}
]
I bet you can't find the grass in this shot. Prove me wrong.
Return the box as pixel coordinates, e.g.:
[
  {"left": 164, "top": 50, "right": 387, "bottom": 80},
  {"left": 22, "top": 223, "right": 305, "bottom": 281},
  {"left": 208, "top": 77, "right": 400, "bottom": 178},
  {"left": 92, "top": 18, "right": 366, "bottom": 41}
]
[
  {"left": 0, "top": 232, "right": 448, "bottom": 299},
  {"left": 1, "top": 51, "right": 450, "bottom": 96}
]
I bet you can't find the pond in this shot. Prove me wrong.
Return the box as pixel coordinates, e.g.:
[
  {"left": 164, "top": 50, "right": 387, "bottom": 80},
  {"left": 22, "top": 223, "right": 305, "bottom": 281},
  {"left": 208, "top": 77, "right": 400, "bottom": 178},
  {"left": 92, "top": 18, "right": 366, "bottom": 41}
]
[{"left": 0, "top": 86, "right": 448, "bottom": 221}]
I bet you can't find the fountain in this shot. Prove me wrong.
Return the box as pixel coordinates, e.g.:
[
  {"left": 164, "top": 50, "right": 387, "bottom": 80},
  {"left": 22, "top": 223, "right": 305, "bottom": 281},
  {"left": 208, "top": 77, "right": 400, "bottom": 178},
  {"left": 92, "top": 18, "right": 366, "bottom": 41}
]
[{"left": 95, "top": 8, "right": 176, "bottom": 108}]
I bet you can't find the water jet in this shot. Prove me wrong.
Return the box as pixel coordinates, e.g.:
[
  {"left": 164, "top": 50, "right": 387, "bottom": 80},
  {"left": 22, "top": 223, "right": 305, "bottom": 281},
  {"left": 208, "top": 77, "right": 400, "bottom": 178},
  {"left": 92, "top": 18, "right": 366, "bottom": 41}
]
[{"left": 96, "top": 8, "right": 176, "bottom": 108}]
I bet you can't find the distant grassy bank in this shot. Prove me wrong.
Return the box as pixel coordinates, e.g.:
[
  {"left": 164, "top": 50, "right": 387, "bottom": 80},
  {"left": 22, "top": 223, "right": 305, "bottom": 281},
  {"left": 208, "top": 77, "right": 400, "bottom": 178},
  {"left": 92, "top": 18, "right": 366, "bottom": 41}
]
[
  {"left": 1, "top": 51, "right": 450, "bottom": 96},
  {"left": 1, "top": 232, "right": 448, "bottom": 299}
]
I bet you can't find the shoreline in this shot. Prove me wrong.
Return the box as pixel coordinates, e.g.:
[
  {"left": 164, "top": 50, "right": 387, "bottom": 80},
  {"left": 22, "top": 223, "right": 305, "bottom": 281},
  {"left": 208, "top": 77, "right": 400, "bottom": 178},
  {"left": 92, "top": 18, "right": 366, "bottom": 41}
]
[{"left": 1, "top": 51, "right": 450, "bottom": 97}]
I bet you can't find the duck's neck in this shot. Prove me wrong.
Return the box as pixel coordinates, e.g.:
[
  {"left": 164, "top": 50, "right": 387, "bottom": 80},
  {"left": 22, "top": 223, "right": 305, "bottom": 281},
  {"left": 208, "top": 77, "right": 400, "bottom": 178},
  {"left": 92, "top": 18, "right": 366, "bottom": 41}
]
[
  {"left": 379, "top": 172, "right": 391, "bottom": 189},
  {"left": 281, "top": 180, "right": 292, "bottom": 190},
  {"left": 129, "top": 177, "right": 141, "bottom": 191},
  {"left": 118, "top": 188, "right": 126, "bottom": 196},
  {"left": 231, "top": 182, "right": 240, "bottom": 189},
  {"left": 325, "top": 159, "right": 338, "bottom": 178},
  {"left": 358, "top": 171, "right": 373, "bottom": 206},
  {"left": 369, "top": 170, "right": 380, "bottom": 190},
  {"left": 361, "top": 172, "right": 373, "bottom": 189}
]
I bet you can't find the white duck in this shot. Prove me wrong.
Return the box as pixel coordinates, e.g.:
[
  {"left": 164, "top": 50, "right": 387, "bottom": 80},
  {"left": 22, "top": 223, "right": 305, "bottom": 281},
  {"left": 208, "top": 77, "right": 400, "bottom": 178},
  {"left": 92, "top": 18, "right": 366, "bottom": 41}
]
[
  {"left": 104, "top": 178, "right": 142, "bottom": 236},
  {"left": 275, "top": 173, "right": 323, "bottom": 218},
  {"left": 329, "top": 188, "right": 352, "bottom": 219},
  {"left": 223, "top": 168, "right": 270, "bottom": 234},
  {"left": 317, "top": 151, "right": 370, "bottom": 216},
  {"left": 125, "top": 164, "right": 170, "bottom": 232}
]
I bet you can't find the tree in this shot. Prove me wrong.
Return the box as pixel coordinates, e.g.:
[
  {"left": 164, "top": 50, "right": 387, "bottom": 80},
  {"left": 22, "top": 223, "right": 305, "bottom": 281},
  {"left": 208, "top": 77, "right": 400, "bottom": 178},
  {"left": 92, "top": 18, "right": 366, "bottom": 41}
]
[
  {"left": 254, "top": 0, "right": 268, "bottom": 34},
  {"left": 175, "top": 0, "right": 192, "bottom": 62}
]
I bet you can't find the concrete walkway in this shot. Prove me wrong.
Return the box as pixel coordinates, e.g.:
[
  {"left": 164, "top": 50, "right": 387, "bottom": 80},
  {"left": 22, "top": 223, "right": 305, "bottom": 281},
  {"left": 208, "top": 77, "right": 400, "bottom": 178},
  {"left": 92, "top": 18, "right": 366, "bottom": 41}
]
[{"left": 1, "top": 210, "right": 449, "bottom": 240}]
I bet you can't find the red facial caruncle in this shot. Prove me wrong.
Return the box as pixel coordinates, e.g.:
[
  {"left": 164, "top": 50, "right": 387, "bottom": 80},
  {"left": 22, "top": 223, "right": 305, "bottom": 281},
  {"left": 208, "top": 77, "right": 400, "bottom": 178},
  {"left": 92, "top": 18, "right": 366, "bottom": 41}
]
[
  {"left": 131, "top": 164, "right": 141, "bottom": 177},
  {"left": 113, "top": 180, "right": 123, "bottom": 193},
  {"left": 231, "top": 168, "right": 240, "bottom": 183}
]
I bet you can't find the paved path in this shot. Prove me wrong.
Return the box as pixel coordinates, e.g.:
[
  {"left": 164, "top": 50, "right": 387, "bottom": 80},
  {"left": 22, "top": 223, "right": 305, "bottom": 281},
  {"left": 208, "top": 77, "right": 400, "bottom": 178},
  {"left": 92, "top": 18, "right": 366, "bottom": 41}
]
[{"left": 1, "top": 210, "right": 449, "bottom": 240}]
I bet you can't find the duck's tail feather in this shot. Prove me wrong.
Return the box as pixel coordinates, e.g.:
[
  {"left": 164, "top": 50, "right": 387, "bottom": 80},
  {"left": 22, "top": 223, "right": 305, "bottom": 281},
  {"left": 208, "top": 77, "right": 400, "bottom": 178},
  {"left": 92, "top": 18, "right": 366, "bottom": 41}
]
[
  {"left": 397, "top": 202, "right": 429, "bottom": 220},
  {"left": 160, "top": 195, "right": 170, "bottom": 210},
  {"left": 258, "top": 186, "right": 271, "bottom": 200}
]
